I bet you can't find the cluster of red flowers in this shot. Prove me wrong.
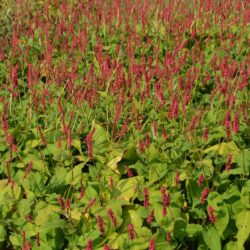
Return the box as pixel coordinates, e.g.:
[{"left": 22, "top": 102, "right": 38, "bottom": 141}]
[
  {"left": 161, "top": 186, "right": 171, "bottom": 217},
  {"left": 200, "top": 187, "right": 209, "bottom": 204},
  {"left": 207, "top": 205, "right": 216, "bottom": 224},
  {"left": 97, "top": 215, "right": 105, "bottom": 235},
  {"left": 107, "top": 208, "right": 117, "bottom": 228},
  {"left": 143, "top": 187, "right": 150, "bottom": 208},
  {"left": 197, "top": 174, "right": 205, "bottom": 187},
  {"left": 128, "top": 223, "right": 136, "bottom": 240},
  {"left": 85, "top": 129, "right": 95, "bottom": 159},
  {"left": 57, "top": 195, "right": 71, "bottom": 211},
  {"left": 147, "top": 210, "right": 155, "bottom": 225},
  {"left": 225, "top": 154, "right": 233, "bottom": 172}
]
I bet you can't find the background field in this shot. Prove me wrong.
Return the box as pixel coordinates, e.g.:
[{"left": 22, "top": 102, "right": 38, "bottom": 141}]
[{"left": 0, "top": 0, "right": 249, "bottom": 249}]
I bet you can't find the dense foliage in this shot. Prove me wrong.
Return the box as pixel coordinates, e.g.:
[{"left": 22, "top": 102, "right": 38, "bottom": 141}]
[{"left": 0, "top": 0, "right": 249, "bottom": 249}]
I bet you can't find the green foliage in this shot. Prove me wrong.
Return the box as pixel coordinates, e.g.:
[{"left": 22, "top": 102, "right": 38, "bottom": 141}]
[{"left": 0, "top": 0, "right": 249, "bottom": 249}]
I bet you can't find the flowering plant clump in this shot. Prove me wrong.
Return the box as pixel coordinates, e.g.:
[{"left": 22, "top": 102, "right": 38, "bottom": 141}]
[{"left": 0, "top": 0, "right": 249, "bottom": 249}]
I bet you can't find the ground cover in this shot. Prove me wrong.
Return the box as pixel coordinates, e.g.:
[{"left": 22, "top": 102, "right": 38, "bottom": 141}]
[{"left": 0, "top": 0, "right": 249, "bottom": 249}]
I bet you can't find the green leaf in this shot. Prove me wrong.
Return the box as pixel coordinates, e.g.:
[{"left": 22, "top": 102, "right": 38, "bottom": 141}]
[
  {"left": 129, "top": 237, "right": 151, "bottom": 249},
  {"left": 145, "top": 143, "right": 161, "bottom": 162},
  {"left": 207, "top": 192, "right": 223, "bottom": 208},
  {"left": 204, "top": 141, "right": 240, "bottom": 156},
  {"left": 214, "top": 205, "right": 229, "bottom": 237},
  {"left": 107, "top": 150, "right": 123, "bottom": 174},
  {"left": 0, "top": 224, "right": 6, "bottom": 242},
  {"left": 71, "top": 139, "right": 83, "bottom": 155},
  {"left": 40, "top": 219, "right": 65, "bottom": 232},
  {"left": 92, "top": 123, "right": 109, "bottom": 156},
  {"left": 120, "top": 208, "right": 143, "bottom": 232},
  {"left": 202, "top": 227, "right": 221, "bottom": 250},
  {"left": 113, "top": 176, "right": 142, "bottom": 201},
  {"left": 65, "top": 164, "right": 84, "bottom": 185},
  {"left": 201, "top": 158, "right": 214, "bottom": 177},
  {"left": 222, "top": 185, "right": 240, "bottom": 202},
  {"left": 173, "top": 219, "right": 187, "bottom": 241},
  {"left": 235, "top": 210, "right": 250, "bottom": 248},
  {"left": 9, "top": 234, "right": 22, "bottom": 247},
  {"left": 149, "top": 163, "right": 168, "bottom": 184},
  {"left": 224, "top": 241, "right": 244, "bottom": 250},
  {"left": 17, "top": 198, "right": 34, "bottom": 217},
  {"left": 234, "top": 149, "right": 250, "bottom": 174},
  {"left": 186, "top": 224, "right": 203, "bottom": 237},
  {"left": 108, "top": 232, "right": 126, "bottom": 249},
  {"left": 240, "top": 181, "right": 250, "bottom": 208},
  {"left": 186, "top": 179, "right": 202, "bottom": 207},
  {"left": 35, "top": 204, "right": 61, "bottom": 227},
  {"left": 173, "top": 219, "right": 202, "bottom": 240}
]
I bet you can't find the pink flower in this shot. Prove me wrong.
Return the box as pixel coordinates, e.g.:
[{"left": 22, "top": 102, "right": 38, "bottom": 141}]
[
  {"left": 202, "top": 128, "right": 209, "bottom": 141},
  {"left": 23, "top": 161, "right": 33, "bottom": 180},
  {"left": 200, "top": 187, "right": 209, "bottom": 204},
  {"left": 125, "top": 165, "right": 133, "bottom": 177},
  {"left": 224, "top": 110, "right": 231, "bottom": 139},
  {"left": 103, "top": 244, "right": 110, "bottom": 250},
  {"left": 97, "top": 215, "right": 105, "bottom": 235},
  {"left": 146, "top": 210, "right": 154, "bottom": 225},
  {"left": 128, "top": 224, "right": 135, "bottom": 240},
  {"left": 232, "top": 112, "right": 239, "bottom": 133},
  {"left": 225, "top": 154, "right": 233, "bottom": 172},
  {"left": 197, "top": 174, "right": 204, "bottom": 187},
  {"left": 208, "top": 206, "right": 216, "bottom": 224},
  {"left": 64, "top": 199, "right": 71, "bottom": 210},
  {"left": 86, "top": 239, "right": 92, "bottom": 250},
  {"left": 107, "top": 208, "right": 117, "bottom": 227},
  {"left": 86, "top": 129, "right": 95, "bottom": 158},
  {"left": 167, "top": 95, "right": 179, "bottom": 119},
  {"left": 58, "top": 195, "right": 64, "bottom": 209},
  {"left": 143, "top": 187, "right": 150, "bottom": 208},
  {"left": 161, "top": 186, "right": 170, "bottom": 207},
  {"left": 175, "top": 172, "right": 180, "bottom": 185},
  {"left": 149, "top": 238, "right": 156, "bottom": 250}
]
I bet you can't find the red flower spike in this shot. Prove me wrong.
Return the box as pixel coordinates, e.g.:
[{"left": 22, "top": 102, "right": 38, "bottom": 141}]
[
  {"left": 225, "top": 154, "right": 233, "bottom": 172},
  {"left": 79, "top": 186, "right": 85, "bottom": 200},
  {"left": 232, "top": 112, "right": 239, "bottom": 133},
  {"left": 149, "top": 238, "right": 156, "bottom": 250},
  {"left": 65, "top": 199, "right": 71, "bottom": 210},
  {"left": 107, "top": 208, "right": 117, "bottom": 227},
  {"left": 197, "top": 174, "right": 204, "bottom": 187},
  {"left": 86, "top": 239, "right": 92, "bottom": 250},
  {"left": 58, "top": 195, "right": 64, "bottom": 209},
  {"left": 200, "top": 187, "right": 209, "bottom": 204},
  {"left": 203, "top": 128, "right": 209, "bottom": 141},
  {"left": 162, "top": 205, "right": 167, "bottom": 217},
  {"left": 146, "top": 210, "right": 154, "bottom": 225},
  {"left": 109, "top": 176, "right": 113, "bottom": 189},
  {"left": 82, "top": 198, "right": 96, "bottom": 216},
  {"left": 125, "top": 165, "right": 133, "bottom": 177},
  {"left": 208, "top": 205, "right": 216, "bottom": 224},
  {"left": 103, "top": 245, "right": 110, "bottom": 250},
  {"left": 161, "top": 186, "right": 170, "bottom": 207},
  {"left": 86, "top": 129, "right": 95, "bottom": 159},
  {"left": 167, "top": 95, "right": 179, "bottom": 120},
  {"left": 143, "top": 187, "right": 150, "bottom": 208},
  {"left": 21, "top": 231, "right": 26, "bottom": 250},
  {"left": 175, "top": 172, "right": 180, "bottom": 185},
  {"left": 97, "top": 215, "right": 105, "bottom": 235},
  {"left": 166, "top": 232, "right": 171, "bottom": 242},
  {"left": 23, "top": 161, "right": 33, "bottom": 180},
  {"left": 128, "top": 223, "right": 135, "bottom": 240}
]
